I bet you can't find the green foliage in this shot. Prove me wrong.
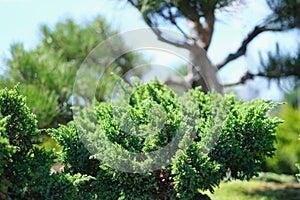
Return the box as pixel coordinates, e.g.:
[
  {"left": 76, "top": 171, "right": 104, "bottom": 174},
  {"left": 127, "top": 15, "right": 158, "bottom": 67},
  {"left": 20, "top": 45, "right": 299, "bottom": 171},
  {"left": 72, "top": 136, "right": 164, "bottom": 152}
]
[
  {"left": 0, "top": 86, "right": 98, "bottom": 199},
  {"left": 0, "top": 16, "right": 144, "bottom": 128},
  {"left": 0, "top": 116, "right": 16, "bottom": 171},
  {"left": 297, "top": 135, "right": 300, "bottom": 182},
  {"left": 96, "top": 79, "right": 182, "bottom": 153},
  {"left": 32, "top": 172, "right": 95, "bottom": 200},
  {"left": 49, "top": 79, "right": 280, "bottom": 199},
  {"left": 259, "top": 44, "right": 300, "bottom": 88},
  {"left": 0, "top": 79, "right": 281, "bottom": 199},
  {"left": 254, "top": 172, "right": 297, "bottom": 183},
  {"left": 211, "top": 98, "right": 282, "bottom": 180},
  {"left": 131, "top": 0, "right": 236, "bottom": 21},
  {"left": 49, "top": 122, "right": 100, "bottom": 176},
  {"left": 284, "top": 85, "right": 300, "bottom": 109},
  {"left": 206, "top": 174, "right": 300, "bottom": 200},
  {"left": 264, "top": 105, "right": 300, "bottom": 174},
  {"left": 50, "top": 121, "right": 160, "bottom": 199},
  {"left": 0, "top": 86, "right": 53, "bottom": 198},
  {"left": 0, "top": 116, "right": 16, "bottom": 199},
  {"left": 2, "top": 43, "right": 74, "bottom": 128},
  {"left": 256, "top": 0, "right": 300, "bottom": 89},
  {"left": 297, "top": 164, "right": 300, "bottom": 181},
  {"left": 267, "top": 0, "right": 300, "bottom": 29},
  {"left": 0, "top": 86, "right": 40, "bottom": 148}
]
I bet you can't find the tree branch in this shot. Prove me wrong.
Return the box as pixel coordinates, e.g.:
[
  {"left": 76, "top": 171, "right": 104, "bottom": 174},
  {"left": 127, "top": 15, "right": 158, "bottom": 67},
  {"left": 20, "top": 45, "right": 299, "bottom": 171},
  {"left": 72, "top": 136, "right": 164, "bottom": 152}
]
[
  {"left": 143, "top": 15, "right": 192, "bottom": 50},
  {"left": 223, "top": 71, "right": 256, "bottom": 87},
  {"left": 204, "top": 12, "right": 215, "bottom": 49},
  {"left": 127, "top": 0, "right": 192, "bottom": 50},
  {"left": 216, "top": 26, "right": 282, "bottom": 70},
  {"left": 222, "top": 71, "right": 283, "bottom": 87},
  {"left": 187, "top": 10, "right": 215, "bottom": 50},
  {"left": 166, "top": 9, "right": 192, "bottom": 41},
  {"left": 216, "top": 26, "right": 266, "bottom": 70}
]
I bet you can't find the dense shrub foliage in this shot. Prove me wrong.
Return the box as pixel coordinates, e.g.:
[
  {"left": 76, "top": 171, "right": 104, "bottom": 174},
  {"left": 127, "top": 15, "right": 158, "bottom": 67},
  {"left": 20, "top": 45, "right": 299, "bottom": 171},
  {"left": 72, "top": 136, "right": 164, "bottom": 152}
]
[
  {"left": 0, "top": 86, "right": 52, "bottom": 198},
  {"left": 0, "top": 87, "right": 94, "bottom": 199},
  {"left": 51, "top": 79, "right": 281, "bottom": 199},
  {"left": 297, "top": 136, "right": 300, "bottom": 182},
  {"left": 264, "top": 105, "right": 300, "bottom": 174},
  {"left": 297, "top": 164, "right": 300, "bottom": 182},
  {"left": 0, "top": 80, "right": 281, "bottom": 199}
]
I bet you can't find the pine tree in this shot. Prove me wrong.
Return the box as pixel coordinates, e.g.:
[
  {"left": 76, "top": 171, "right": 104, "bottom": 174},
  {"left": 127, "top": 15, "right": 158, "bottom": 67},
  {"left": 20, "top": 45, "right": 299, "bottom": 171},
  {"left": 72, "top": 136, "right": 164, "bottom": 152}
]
[
  {"left": 0, "top": 16, "right": 145, "bottom": 128},
  {"left": 121, "top": 0, "right": 299, "bottom": 93}
]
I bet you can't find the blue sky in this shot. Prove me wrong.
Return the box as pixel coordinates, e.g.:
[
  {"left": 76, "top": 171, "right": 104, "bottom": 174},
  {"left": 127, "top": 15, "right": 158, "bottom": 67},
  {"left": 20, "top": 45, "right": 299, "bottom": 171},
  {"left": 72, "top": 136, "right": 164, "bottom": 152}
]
[
  {"left": 0, "top": 0, "right": 140, "bottom": 54},
  {"left": 0, "top": 0, "right": 298, "bottom": 100}
]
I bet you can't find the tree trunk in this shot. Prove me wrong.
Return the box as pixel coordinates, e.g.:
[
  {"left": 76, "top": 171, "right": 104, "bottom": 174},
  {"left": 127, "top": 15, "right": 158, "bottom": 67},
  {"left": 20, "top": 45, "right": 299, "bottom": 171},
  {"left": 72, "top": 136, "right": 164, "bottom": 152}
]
[
  {"left": 186, "top": 46, "right": 223, "bottom": 93},
  {"left": 186, "top": 20, "right": 223, "bottom": 94}
]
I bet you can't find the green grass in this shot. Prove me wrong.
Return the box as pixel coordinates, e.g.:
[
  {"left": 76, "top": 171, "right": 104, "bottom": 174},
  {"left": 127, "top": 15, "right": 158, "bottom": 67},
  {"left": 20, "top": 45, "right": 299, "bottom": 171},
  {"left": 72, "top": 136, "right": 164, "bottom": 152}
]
[{"left": 203, "top": 173, "right": 300, "bottom": 200}]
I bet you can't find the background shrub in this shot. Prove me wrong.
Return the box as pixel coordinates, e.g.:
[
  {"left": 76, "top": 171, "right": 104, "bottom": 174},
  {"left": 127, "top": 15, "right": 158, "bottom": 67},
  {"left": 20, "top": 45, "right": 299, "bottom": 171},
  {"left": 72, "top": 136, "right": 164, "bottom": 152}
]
[{"left": 264, "top": 105, "right": 300, "bottom": 174}]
